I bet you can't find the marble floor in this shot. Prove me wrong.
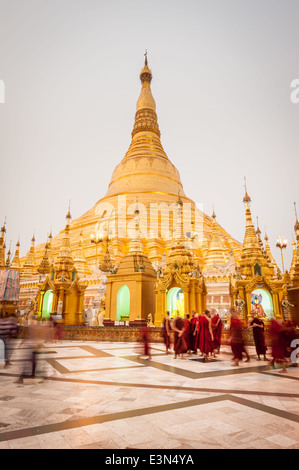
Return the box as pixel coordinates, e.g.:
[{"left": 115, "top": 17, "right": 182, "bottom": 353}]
[{"left": 0, "top": 339, "right": 298, "bottom": 449}]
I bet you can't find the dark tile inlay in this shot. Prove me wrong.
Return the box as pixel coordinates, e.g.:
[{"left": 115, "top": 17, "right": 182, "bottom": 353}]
[{"left": 0, "top": 393, "right": 299, "bottom": 443}]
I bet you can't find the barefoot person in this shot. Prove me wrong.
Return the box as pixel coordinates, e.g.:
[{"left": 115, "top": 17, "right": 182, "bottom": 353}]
[
  {"left": 183, "top": 313, "right": 192, "bottom": 355},
  {"left": 268, "top": 318, "right": 287, "bottom": 373},
  {"left": 211, "top": 309, "right": 223, "bottom": 356},
  {"left": 229, "top": 308, "right": 250, "bottom": 366},
  {"left": 248, "top": 311, "right": 268, "bottom": 361},
  {"left": 172, "top": 314, "right": 187, "bottom": 359},
  {"left": 189, "top": 311, "right": 197, "bottom": 353},
  {"left": 163, "top": 311, "right": 171, "bottom": 354},
  {"left": 197, "top": 309, "right": 214, "bottom": 361}
]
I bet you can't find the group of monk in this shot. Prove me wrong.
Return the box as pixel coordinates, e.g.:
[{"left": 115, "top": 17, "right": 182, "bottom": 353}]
[
  {"left": 162, "top": 307, "right": 299, "bottom": 370},
  {"left": 163, "top": 308, "right": 223, "bottom": 361}
]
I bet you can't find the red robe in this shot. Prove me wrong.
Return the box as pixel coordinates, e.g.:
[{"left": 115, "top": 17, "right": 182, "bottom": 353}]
[
  {"left": 195, "top": 315, "right": 203, "bottom": 350},
  {"left": 141, "top": 326, "right": 151, "bottom": 357},
  {"left": 173, "top": 317, "right": 187, "bottom": 355},
  {"left": 269, "top": 319, "right": 286, "bottom": 361},
  {"left": 250, "top": 317, "right": 267, "bottom": 355},
  {"left": 163, "top": 317, "right": 171, "bottom": 349},
  {"left": 211, "top": 314, "right": 223, "bottom": 351},
  {"left": 183, "top": 318, "right": 191, "bottom": 351},
  {"left": 197, "top": 315, "right": 213, "bottom": 355},
  {"left": 189, "top": 316, "right": 197, "bottom": 351},
  {"left": 230, "top": 317, "right": 246, "bottom": 360}
]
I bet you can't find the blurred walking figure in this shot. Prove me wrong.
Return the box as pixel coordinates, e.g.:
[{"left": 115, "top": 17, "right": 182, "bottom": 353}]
[
  {"left": 140, "top": 324, "right": 151, "bottom": 360},
  {"left": 15, "top": 320, "right": 45, "bottom": 383},
  {"left": 163, "top": 311, "right": 171, "bottom": 354},
  {"left": 0, "top": 312, "right": 17, "bottom": 367},
  {"left": 268, "top": 318, "right": 288, "bottom": 373},
  {"left": 194, "top": 313, "right": 204, "bottom": 356},
  {"left": 183, "top": 314, "right": 192, "bottom": 355},
  {"left": 172, "top": 314, "right": 187, "bottom": 359},
  {"left": 189, "top": 311, "right": 197, "bottom": 353},
  {"left": 230, "top": 308, "right": 250, "bottom": 366},
  {"left": 54, "top": 319, "right": 64, "bottom": 342},
  {"left": 248, "top": 311, "right": 268, "bottom": 361},
  {"left": 211, "top": 309, "right": 223, "bottom": 356},
  {"left": 196, "top": 309, "right": 214, "bottom": 362}
]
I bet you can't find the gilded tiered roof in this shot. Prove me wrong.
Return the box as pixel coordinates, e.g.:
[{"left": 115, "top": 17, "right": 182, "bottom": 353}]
[{"left": 19, "top": 55, "right": 242, "bottom": 273}]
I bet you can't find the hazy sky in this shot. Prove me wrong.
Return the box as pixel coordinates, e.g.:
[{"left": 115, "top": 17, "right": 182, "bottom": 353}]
[{"left": 0, "top": 0, "right": 298, "bottom": 270}]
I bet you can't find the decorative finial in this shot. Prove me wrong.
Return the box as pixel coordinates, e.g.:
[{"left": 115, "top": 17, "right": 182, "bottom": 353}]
[
  {"left": 66, "top": 200, "right": 72, "bottom": 222},
  {"left": 140, "top": 51, "right": 152, "bottom": 84},
  {"left": 1, "top": 217, "right": 7, "bottom": 234},
  {"left": 264, "top": 228, "right": 269, "bottom": 242},
  {"left": 294, "top": 202, "right": 299, "bottom": 231},
  {"left": 212, "top": 204, "right": 216, "bottom": 219},
  {"left": 243, "top": 176, "right": 251, "bottom": 204},
  {"left": 256, "top": 216, "right": 261, "bottom": 235}
]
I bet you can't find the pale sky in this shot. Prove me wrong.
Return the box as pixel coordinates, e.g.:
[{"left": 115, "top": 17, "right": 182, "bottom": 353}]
[{"left": 0, "top": 0, "right": 298, "bottom": 270}]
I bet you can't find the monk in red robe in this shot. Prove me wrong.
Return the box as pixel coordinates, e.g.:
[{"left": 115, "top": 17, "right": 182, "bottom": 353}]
[
  {"left": 189, "top": 311, "right": 197, "bottom": 353},
  {"left": 141, "top": 325, "right": 151, "bottom": 360},
  {"left": 196, "top": 310, "right": 214, "bottom": 361},
  {"left": 194, "top": 314, "right": 203, "bottom": 355},
  {"left": 248, "top": 311, "right": 268, "bottom": 361},
  {"left": 183, "top": 314, "right": 192, "bottom": 354},
  {"left": 268, "top": 318, "right": 287, "bottom": 373},
  {"left": 171, "top": 315, "right": 187, "bottom": 359},
  {"left": 211, "top": 309, "right": 223, "bottom": 356},
  {"left": 163, "top": 311, "right": 171, "bottom": 354},
  {"left": 230, "top": 308, "right": 250, "bottom": 366}
]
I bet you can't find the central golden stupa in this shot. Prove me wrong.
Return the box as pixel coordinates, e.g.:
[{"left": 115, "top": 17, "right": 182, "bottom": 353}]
[
  {"left": 16, "top": 55, "right": 244, "bottom": 322},
  {"left": 35, "top": 55, "right": 241, "bottom": 270}
]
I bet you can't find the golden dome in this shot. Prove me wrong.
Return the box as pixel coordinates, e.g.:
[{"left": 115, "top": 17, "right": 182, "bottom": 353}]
[{"left": 105, "top": 56, "right": 185, "bottom": 199}]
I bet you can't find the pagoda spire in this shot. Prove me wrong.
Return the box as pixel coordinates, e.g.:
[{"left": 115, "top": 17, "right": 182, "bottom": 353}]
[
  {"left": 256, "top": 217, "right": 265, "bottom": 253},
  {"left": 0, "top": 219, "right": 7, "bottom": 269},
  {"left": 204, "top": 207, "right": 228, "bottom": 271},
  {"left": 105, "top": 53, "right": 185, "bottom": 199},
  {"left": 10, "top": 239, "right": 21, "bottom": 271},
  {"left": 54, "top": 206, "right": 75, "bottom": 279},
  {"left": 5, "top": 241, "right": 12, "bottom": 268},
  {"left": 264, "top": 231, "right": 278, "bottom": 277},
  {"left": 37, "top": 238, "right": 51, "bottom": 276},
  {"left": 239, "top": 180, "right": 270, "bottom": 278},
  {"left": 21, "top": 234, "right": 37, "bottom": 277},
  {"left": 74, "top": 231, "right": 91, "bottom": 276}
]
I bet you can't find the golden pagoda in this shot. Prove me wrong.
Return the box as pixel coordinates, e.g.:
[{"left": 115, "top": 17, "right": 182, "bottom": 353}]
[
  {"left": 35, "top": 208, "right": 87, "bottom": 324},
  {"left": 105, "top": 204, "right": 156, "bottom": 323},
  {"left": 155, "top": 196, "right": 207, "bottom": 324},
  {"left": 18, "top": 55, "right": 251, "bottom": 322},
  {"left": 230, "top": 184, "right": 288, "bottom": 322}
]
